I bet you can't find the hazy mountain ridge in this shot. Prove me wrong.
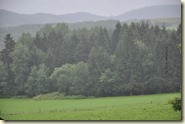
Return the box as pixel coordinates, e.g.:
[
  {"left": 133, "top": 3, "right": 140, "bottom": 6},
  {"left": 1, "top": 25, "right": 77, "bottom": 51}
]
[
  {"left": 0, "top": 4, "right": 181, "bottom": 26},
  {"left": 115, "top": 4, "right": 181, "bottom": 21},
  {"left": 0, "top": 9, "right": 108, "bottom": 26},
  {"left": 0, "top": 4, "right": 181, "bottom": 50}
]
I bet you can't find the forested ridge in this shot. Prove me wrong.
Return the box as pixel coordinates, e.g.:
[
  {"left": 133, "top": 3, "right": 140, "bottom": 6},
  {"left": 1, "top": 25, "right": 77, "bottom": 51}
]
[
  {"left": 0, "top": 18, "right": 180, "bottom": 51},
  {"left": 0, "top": 22, "right": 181, "bottom": 97}
]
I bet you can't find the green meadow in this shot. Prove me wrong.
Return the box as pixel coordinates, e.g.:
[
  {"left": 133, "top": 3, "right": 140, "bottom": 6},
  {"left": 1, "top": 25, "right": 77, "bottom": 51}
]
[{"left": 0, "top": 93, "right": 181, "bottom": 120}]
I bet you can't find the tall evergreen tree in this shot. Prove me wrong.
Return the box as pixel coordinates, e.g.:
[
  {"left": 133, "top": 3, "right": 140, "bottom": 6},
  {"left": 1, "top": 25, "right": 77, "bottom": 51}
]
[
  {"left": 0, "top": 34, "right": 15, "bottom": 97},
  {"left": 111, "top": 22, "right": 122, "bottom": 54},
  {"left": 0, "top": 34, "right": 15, "bottom": 65}
]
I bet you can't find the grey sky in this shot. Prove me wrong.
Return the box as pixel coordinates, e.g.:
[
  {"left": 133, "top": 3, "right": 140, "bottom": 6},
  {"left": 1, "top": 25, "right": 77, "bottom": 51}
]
[{"left": 0, "top": 0, "right": 181, "bottom": 16}]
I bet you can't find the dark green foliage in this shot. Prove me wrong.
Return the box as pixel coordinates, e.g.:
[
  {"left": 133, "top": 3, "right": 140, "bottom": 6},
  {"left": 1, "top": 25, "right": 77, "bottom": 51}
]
[
  {"left": 50, "top": 62, "right": 90, "bottom": 96},
  {"left": 0, "top": 34, "right": 16, "bottom": 97},
  {"left": 111, "top": 22, "right": 121, "bottom": 54},
  {"left": 0, "top": 22, "right": 182, "bottom": 97},
  {"left": 26, "top": 64, "right": 49, "bottom": 97},
  {"left": 97, "top": 68, "right": 116, "bottom": 96},
  {"left": 11, "top": 43, "right": 31, "bottom": 95},
  {"left": 169, "top": 97, "right": 181, "bottom": 111}
]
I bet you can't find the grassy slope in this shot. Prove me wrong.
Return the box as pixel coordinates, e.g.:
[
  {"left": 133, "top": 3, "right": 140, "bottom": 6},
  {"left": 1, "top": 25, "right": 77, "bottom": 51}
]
[{"left": 0, "top": 93, "right": 181, "bottom": 120}]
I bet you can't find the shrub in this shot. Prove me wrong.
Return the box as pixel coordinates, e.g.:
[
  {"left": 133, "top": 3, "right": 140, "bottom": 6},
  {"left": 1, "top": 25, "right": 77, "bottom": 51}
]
[
  {"left": 33, "top": 92, "right": 93, "bottom": 100},
  {"left": 33, "top": 92, "right": 65, "bottom": 100},
  {"left": 64, "top": 95, "right": 86, "bottom": 99},
  {"left": 13, "top": 95, "right": 29, "bottom": 99},
  {"left": 168, "top": 97, "right": 181, "bottom": 111}
]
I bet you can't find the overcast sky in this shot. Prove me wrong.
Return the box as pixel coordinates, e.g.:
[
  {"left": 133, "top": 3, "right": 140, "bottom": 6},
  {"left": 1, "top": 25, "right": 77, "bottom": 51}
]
[{"left": 0, "top": 0, "right": 181, "bottom": 16}]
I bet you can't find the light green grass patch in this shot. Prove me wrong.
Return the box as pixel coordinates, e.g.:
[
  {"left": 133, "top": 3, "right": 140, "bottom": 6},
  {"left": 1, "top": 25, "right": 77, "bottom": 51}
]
[{"left": 0, "top": 93, "right": 181, "bottom": 120}]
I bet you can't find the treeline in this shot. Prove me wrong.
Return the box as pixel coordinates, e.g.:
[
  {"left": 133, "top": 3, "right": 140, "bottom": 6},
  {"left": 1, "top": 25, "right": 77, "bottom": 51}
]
[
  {"left": 0, "top": 18, "right": 180, "bottom": 51},
  {"left": 0, "top": 22, "right": 181, "bottom": 97}
]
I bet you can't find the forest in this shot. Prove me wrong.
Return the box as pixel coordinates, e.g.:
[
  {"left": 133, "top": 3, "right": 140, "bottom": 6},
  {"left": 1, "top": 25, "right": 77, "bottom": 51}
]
[{"left": 0, "top": 21, "right": 182, "bottom": 98}]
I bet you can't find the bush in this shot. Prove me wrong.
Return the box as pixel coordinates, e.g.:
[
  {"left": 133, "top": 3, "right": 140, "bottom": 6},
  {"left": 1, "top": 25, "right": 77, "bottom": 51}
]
[
  {"left": 64, "top": 95, "right": 86, "bottom": 99},
  {"left": 168, "top": 97, "right": 181, "bottom": 111},
  {"left": 13, "top": 95, "right": 29, "bottom": 99},
  {"left": 33, "top": 92, "right": 65, "bottom": 100},
  {"left": 33, "top": 92, "right": 93, "bottom": 100}
]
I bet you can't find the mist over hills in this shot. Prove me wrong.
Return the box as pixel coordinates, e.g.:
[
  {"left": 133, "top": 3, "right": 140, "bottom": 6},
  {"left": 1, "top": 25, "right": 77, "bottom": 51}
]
[
  {"left": 115, "top": 4, "right": 181, "bottom": 21},
  {"left": 0, "top": 10, "right": 108, "bottom": 26},
  {"left": 0, "top": 4, "right": 181, "bottom": 50},
  {"left": 0, "top": 4, "right": 181, "bottom": 26}
]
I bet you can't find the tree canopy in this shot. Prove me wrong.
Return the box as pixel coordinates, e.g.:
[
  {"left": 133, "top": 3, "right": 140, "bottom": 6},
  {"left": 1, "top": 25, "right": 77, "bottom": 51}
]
[{"left": 0, "top": 22, "right": 182, "bottom": 97}]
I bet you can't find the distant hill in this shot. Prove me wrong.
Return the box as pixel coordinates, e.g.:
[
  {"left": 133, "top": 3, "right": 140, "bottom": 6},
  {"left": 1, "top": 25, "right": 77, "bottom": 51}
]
[
  {"left": 115, "top": 5, "right": 181, "bottom": 21},
  {"left": 0, "top": 4, "right": 181, "bottom": 50},
  {"left": 0, "top": 10, "right": 107, "bottom": 26},
  {"left": 0, "top": 4, "right": 181, "bottom": 27}
]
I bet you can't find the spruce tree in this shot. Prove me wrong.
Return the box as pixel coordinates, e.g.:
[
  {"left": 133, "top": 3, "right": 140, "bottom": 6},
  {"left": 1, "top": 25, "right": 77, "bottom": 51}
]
[{"left": 0, "top": 34, "right": 15, "bottom": 97}]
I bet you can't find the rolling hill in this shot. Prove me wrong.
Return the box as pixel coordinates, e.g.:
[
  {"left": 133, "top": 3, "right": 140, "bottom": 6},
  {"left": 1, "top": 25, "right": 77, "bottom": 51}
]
[
  {"left": 0, "top": 4, "right": 181, "bottom": 50},
  {"left": 0, "top": 10, "right": 107, "bottom": 26},
  {"left": 0, "top": 4, "right": 181, "bottom": 27},
  {"left": 115, "top": 4, "right": 181, "bottom": 21}
]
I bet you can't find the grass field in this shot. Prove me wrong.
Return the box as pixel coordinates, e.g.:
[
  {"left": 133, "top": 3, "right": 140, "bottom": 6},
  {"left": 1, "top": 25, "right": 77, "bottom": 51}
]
[{"left": 0, "top": 93, "right": 181, "bottom": 120}]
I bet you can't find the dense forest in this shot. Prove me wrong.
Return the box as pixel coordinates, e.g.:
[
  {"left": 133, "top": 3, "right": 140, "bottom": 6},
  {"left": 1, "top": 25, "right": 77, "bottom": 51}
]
[
  {"left": 0, "top": 18, "right": 180, "bottom": 51},
  {"left": 0, "top": 22, "right": 182, "bottom": 97}
]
